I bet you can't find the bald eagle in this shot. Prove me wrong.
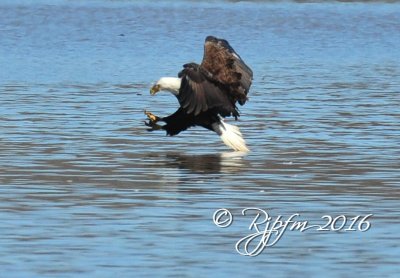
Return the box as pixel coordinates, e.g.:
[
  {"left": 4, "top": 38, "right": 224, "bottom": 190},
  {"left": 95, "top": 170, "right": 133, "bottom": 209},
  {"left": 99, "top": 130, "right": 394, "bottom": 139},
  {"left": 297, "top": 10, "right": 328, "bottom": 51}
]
[{"left": 145, "top": 36, "right": 253, "bottom": 152}]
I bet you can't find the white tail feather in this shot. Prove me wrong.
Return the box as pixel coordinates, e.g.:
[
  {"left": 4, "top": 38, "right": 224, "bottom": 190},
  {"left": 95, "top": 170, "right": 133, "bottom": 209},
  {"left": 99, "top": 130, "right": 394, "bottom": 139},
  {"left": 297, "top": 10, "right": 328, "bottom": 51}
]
[{"left": 212, "top": 119, "right": 249, "bottom": 152}]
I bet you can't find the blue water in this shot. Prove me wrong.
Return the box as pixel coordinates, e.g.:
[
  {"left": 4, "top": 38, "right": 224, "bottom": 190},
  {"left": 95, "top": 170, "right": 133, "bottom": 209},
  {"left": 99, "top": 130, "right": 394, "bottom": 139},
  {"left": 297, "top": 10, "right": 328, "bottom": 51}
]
[{"left": 1, "top": 1, "right": 399, "bottom": 277}]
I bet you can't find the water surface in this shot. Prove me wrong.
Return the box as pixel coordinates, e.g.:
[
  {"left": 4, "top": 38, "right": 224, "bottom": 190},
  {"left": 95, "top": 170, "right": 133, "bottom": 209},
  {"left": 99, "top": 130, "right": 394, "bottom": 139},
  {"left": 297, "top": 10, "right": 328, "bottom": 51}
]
[{"left": 0, "top": 1, "right": 399, "bottom": 277}]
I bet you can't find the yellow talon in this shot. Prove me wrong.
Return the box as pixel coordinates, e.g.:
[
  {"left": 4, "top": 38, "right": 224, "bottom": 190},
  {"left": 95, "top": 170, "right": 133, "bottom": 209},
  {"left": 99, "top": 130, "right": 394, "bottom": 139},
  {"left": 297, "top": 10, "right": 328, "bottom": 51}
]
[{"left": 144, "top": 110, "right": 159, "bottom": 123}]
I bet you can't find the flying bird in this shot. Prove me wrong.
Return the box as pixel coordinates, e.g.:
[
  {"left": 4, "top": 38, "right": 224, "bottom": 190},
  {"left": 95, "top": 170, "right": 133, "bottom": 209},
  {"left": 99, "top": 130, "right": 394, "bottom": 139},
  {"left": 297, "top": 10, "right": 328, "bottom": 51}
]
[{"left": 145, "top": 36, "right": 253, "bottom": 152}]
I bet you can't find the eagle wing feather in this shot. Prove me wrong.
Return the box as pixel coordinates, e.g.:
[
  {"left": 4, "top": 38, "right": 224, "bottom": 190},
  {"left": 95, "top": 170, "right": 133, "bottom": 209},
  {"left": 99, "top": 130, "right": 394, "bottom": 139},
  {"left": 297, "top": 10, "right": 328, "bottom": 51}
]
[
  {"left": 200, "top": 36, "right": 253, "bottom": 105},
  {"left": 177, "top": 63, "right": 238, "bottom": 118}
]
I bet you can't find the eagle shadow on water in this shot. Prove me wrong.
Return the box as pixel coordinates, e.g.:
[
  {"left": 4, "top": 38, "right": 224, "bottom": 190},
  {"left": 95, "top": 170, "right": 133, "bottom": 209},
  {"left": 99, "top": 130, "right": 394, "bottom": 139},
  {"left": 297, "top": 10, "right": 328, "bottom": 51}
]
[{"left": 164, "top": 152, "right": 249, "bottom": 175}]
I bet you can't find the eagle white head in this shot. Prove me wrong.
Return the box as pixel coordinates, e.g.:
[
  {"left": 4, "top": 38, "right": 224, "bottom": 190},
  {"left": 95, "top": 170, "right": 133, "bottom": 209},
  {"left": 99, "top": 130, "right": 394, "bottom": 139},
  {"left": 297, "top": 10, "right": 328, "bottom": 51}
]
[{"left": 150, "top": 77, "right": 181, "bottom": 96}]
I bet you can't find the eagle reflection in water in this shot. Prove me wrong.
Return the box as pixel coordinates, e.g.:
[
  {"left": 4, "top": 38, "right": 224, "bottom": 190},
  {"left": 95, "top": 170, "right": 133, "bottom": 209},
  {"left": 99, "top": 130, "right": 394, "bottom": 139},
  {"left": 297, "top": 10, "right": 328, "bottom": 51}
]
[{"left": 165, "top": 152, "right": 248, "bottom": 174}]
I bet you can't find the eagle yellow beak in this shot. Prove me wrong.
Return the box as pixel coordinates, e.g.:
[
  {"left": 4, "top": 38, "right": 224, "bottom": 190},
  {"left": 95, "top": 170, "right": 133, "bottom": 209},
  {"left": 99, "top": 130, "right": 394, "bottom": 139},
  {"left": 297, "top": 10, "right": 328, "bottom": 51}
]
[{"left": 150, "top": 84, "right": 160, "bottom": 95}]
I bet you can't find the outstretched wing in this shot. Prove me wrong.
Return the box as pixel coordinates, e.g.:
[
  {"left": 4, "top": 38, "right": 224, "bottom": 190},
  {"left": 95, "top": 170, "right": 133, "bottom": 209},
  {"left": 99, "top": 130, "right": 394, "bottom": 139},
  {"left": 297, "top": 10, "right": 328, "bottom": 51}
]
[
  {"left": 200, "top": 36, "right": 253, "bottom": 105},
  {"left": 177, "top": 63, "right": 239, "bottom": 118}
]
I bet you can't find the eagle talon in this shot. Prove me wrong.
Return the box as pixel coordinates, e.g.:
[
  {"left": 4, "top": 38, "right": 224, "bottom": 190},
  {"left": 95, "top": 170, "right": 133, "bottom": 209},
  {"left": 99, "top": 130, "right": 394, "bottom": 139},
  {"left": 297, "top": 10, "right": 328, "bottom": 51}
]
[
  {"left": 144, "top": 110, "right": 160, "bottom": 123},
  {"left": 145, "top": 120, "right": 162, "bottom": 131}
]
